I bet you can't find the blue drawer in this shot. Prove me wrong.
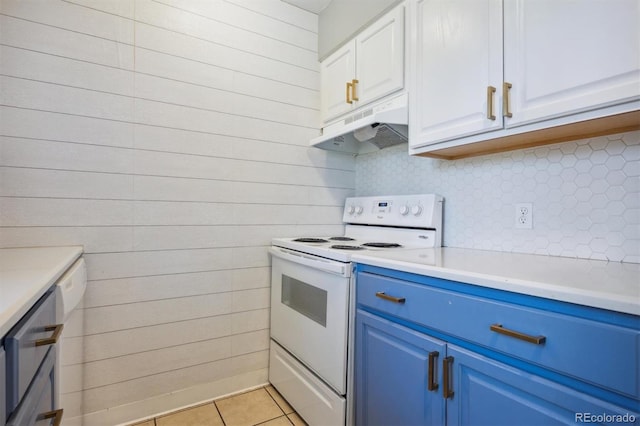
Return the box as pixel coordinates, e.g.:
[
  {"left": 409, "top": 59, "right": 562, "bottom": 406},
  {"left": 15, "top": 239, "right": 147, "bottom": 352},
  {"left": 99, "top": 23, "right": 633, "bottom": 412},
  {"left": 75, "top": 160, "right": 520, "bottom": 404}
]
[
  {"left": 357, "top": 271, "right": 640, "bottom": 399},
  {"left": 6, "top": 346, "right": 58, "bottom": 426},
  {"left": 5, "top": 289, "right": 60, "bottom": 414}
]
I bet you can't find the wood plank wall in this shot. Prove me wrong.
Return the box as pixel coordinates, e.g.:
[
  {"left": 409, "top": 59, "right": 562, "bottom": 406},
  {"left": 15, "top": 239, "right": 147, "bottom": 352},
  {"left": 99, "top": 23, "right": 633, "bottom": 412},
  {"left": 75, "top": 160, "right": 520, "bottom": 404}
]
[{"left": 0, "top": 0, "right": 355, "bottom": 424}]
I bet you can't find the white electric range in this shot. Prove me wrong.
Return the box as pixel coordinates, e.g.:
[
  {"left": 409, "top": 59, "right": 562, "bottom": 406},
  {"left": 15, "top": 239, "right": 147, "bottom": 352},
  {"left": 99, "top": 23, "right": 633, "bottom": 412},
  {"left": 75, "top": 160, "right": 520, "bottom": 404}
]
[{"left": 268, "top": 194, "right": 444, "bottom": 426}]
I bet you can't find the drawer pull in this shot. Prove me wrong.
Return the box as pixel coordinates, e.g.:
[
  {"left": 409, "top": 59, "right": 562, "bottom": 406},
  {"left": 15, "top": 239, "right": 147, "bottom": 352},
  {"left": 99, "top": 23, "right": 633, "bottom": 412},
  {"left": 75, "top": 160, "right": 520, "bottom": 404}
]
[
  {"left": 502, "top": 82, "right": 513, "bottom": 118},
  {"left": 428, "top": 351, "right": 439, "bottom": 391},
  {"left": 443, "top": 356, "right": 454, "bottom": 399},
  {"left": 346, "top": 81, "right": 353, "bottom": 104},
  {"left": 35, "top": 324, "right": 64, "bottom": 347},
  {"left": 490, "top": 323, "right": 546, "bottom": 345},
  {"left": 375, "top": 292, "right": 405, "bottom": 304},
  {"left": 38, "top": 409, "right": 63, "bottom": 426},
  {"left": 486, "top": 85, "right": 496, "bottom": 120},
  {"left": 351, "top": 79, "right": 359, "bottom": 101}
]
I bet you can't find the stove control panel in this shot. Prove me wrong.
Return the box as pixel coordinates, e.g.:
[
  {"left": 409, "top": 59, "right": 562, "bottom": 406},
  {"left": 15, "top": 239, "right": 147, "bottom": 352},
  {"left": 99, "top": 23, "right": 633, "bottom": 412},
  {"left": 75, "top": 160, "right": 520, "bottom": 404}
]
[
  {"left": 343, "top": 194, "right": 443, "bottom": 229},
  {"left": 375, "top": 201, "right": 392, "bottom": 214}
]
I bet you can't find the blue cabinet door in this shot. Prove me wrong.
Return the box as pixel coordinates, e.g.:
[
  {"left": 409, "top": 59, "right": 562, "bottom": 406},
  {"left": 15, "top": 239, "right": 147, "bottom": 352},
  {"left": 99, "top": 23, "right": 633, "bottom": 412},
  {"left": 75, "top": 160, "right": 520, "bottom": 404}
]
[
  {"left": 355, "top": 310, "right": 446, "bottom": 426},
  {"left": 6, "top": 347, "right": 56, "bottom": 426},
  {"left": 447, "top": 344, "right": 639, "bottom": 426}
]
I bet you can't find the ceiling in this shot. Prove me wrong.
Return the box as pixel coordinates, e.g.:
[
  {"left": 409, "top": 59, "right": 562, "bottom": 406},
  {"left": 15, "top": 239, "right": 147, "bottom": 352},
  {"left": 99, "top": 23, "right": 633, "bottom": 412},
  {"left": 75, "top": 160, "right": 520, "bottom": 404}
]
[{"left": 281, "top": 0, "right": 333, "bottom": 14}]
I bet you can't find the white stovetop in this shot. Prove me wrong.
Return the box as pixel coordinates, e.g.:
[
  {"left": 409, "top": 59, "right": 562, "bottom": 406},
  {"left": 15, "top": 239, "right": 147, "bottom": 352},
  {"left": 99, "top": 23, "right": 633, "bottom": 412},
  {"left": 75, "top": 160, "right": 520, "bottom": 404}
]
[
  {"left": 0, "top": 246, "right": 83, "bottom": 336},
  {"left": 352, "top": 247, "right": 640, "bottom": 316},
  {"left": 272, "top": 225, "right": 440, "bottom": 262}
]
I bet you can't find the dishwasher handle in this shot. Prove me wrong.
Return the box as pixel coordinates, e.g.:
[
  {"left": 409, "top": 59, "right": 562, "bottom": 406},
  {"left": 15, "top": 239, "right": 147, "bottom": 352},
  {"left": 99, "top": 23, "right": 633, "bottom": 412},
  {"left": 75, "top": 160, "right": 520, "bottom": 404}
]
[{"left": 268, "top": 247, "right": 350, "bottom": 277}]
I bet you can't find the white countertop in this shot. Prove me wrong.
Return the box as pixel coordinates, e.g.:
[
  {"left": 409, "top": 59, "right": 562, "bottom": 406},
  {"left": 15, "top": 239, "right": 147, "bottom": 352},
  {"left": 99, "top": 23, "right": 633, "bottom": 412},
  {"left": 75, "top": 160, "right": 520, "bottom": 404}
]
[
  {"left": 0, "top": 246, "right": 83, "bottom": 337},
  {"left": 352, "top": 247, "right": 640, "bottom": 316}
]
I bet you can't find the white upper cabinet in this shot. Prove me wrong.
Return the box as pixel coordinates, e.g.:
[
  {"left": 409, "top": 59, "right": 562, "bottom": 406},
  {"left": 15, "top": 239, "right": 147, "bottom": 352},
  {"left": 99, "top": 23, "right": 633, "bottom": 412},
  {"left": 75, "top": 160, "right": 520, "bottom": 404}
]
[
  {"left": 408, "top": 0, "right": 640, "bottom": 158},
  {"left": 409, "top": 0, "right": 503, "bottom": 144},
  {"left": 321, "top": 41, "right": 357, "bottom": 121},
  {"left": 355, "top": 5, "right": 405, "bottom": 106},
  {"left": 503, "top": 0, "right": 640, "bottom": 127},
  {"left": 320, "top": 5, "right": 405, "bottom": 123}
]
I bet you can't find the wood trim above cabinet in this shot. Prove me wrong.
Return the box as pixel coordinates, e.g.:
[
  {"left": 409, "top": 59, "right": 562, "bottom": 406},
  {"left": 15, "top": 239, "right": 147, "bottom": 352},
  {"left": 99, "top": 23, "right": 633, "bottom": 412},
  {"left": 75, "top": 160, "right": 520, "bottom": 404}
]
[{"left": 416, "top": 110, "right": 640, "bottom": 160}]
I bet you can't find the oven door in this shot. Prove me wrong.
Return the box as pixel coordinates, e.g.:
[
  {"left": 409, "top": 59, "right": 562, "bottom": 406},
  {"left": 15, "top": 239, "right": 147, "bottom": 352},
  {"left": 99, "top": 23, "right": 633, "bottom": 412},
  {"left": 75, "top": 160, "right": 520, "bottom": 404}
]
[{"left": 269, "top": 247, "right": 350, "bottom": 395}]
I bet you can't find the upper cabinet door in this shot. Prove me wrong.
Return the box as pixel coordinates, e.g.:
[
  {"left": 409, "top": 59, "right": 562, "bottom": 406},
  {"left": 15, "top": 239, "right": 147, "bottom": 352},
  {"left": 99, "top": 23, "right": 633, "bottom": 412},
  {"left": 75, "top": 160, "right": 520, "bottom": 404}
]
[
  {"left": 409, "top": 0, "right": 503, "bottom": 148},
  {"left": 503, "top": 0, "right": 640, "bottom": 128},
  {"left": 320, "top": 5, "right": 405, "bottom": 124},
  {"left": 321, "top": 40, "right": 357, "bottom": 122},
  {"left": 356, "top": 5, "right": 405, "bottom": 106}
]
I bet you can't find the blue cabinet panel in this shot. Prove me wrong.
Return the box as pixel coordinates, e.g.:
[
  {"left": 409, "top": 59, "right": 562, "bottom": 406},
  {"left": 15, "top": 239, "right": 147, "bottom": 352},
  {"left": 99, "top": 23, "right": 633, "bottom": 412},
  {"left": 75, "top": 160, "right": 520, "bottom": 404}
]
[
  {"left": 448, "top": 344, "right": 639, "bottom": 426},
  {"left": 357, "top": 271, "right": 640, "bottom": 399},
  {"left": 1, "top": 347, "right": 5, "bottom": 424},
  {"left": 5, "top": 290, "right": 56, "bottom": 414},
  {"left": 6, "top": 347, "right": 56, "bottom": 426},
  {"left": 354, "top": 265, "right": 640, "bottom": 426},
  {"left": 356, "top": 310, "right": 446, "bottom": 426}
]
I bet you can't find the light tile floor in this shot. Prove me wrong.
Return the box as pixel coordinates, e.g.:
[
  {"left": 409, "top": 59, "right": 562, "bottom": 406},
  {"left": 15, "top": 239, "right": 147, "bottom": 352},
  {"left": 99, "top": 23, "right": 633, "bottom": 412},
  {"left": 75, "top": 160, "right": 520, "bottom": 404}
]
[{"left": 129, "top": 386, "right": 307, "bottom": 426}]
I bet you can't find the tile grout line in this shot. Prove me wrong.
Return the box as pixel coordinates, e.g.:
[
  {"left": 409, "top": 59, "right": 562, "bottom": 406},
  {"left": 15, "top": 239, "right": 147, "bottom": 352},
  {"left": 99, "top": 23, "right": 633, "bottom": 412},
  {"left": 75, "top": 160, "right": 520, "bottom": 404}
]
[
  {"left": 260, "top": 386, "right": 287, "bottom": 425},
  {"left": 131, "top": 385, "right": 303, "bottom": 426},
  {"left": 263, "top": 385, "right": 299, "bottom": 426},
  {"left": 212, "top": 398, "right": 227, "bottom": 426}
]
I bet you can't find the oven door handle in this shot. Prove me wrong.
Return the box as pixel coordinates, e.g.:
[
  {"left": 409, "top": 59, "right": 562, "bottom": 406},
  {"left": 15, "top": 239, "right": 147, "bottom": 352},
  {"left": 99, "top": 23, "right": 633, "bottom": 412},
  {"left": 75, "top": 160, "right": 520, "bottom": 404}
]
[{"left": 269, "top": 247, "right": 350, "bottom": 277}]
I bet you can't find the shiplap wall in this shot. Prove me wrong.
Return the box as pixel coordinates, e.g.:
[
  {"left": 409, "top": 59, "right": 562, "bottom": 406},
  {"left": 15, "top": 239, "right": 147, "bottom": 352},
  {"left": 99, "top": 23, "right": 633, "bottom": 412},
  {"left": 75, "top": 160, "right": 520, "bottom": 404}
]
[{"left": 0, "top": 0, "right": 355, "bottom": 424}]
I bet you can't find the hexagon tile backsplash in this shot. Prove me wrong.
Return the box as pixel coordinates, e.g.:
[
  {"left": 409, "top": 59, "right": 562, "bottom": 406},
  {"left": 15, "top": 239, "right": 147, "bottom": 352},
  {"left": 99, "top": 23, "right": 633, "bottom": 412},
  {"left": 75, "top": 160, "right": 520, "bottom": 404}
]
[{"left": 356, "top": 131, "right": 640, "bottom": 263}]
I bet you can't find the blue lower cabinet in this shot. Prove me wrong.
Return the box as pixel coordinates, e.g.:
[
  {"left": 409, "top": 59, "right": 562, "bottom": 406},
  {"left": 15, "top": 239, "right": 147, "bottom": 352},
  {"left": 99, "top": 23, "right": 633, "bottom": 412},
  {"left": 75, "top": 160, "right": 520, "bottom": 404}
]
[
  {"left": 356, "top": 310, "right": 445, "bottom": 426},
  {"left": 6, "top": 347, "right": 57, "bottom": 426},
  {"left": 447, "top": 345, "right": 638, "bottom": 426},
  {"left": 356, "top": 271, "right": 640, "bottom": 400},
  {"left": 355, "top": 310, "right": 640, "bottom": 426},
  {"left": 354, "top": 265, "right": 640, "bottom": 426},
  {"left": 5, "top": 290, "right": 57, "bottom": 415}
]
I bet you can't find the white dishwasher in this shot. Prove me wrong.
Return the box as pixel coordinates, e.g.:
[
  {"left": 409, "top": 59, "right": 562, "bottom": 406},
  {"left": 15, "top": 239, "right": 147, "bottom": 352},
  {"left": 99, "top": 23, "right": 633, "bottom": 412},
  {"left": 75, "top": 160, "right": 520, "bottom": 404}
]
[{"left": 55, "top": 258, "right": 87, "bottom": 425}]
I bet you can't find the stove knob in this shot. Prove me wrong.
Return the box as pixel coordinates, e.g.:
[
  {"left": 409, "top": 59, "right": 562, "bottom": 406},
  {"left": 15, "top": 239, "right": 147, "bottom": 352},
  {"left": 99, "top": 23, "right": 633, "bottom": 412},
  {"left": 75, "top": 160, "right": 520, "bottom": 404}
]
[
  {"left": 347, "top": 205, "right": 355, "bottom": 215},
  {"left": 400, "top": 205, "right": 410, "bottom": 216},
  {"left": 411, "top": 205, "right": 423, "bottom": 216},
  {"left": 355, "top": 206, "right": 364, "bottom": 215}
]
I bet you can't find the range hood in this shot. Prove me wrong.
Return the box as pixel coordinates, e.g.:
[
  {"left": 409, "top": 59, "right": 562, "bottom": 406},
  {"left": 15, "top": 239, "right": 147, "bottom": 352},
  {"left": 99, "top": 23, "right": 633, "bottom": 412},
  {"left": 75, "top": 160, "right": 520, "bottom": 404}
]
[{"left": 311, "top": 93, "right": 408, "bottom": 155}]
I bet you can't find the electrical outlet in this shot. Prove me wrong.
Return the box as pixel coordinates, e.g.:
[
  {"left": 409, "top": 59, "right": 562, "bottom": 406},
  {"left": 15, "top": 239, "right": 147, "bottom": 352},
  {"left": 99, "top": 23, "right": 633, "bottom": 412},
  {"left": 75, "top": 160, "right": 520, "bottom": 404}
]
[{"left": 515, "top": 203, "right": 533, "bottom": 229}]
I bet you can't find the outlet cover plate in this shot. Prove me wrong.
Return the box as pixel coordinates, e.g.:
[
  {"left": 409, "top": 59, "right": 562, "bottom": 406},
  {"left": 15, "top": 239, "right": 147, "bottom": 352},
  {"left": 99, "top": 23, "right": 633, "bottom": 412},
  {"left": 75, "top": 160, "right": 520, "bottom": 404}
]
[{"left": 515, "top": 203, "right": 533, "bottom": 229}]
